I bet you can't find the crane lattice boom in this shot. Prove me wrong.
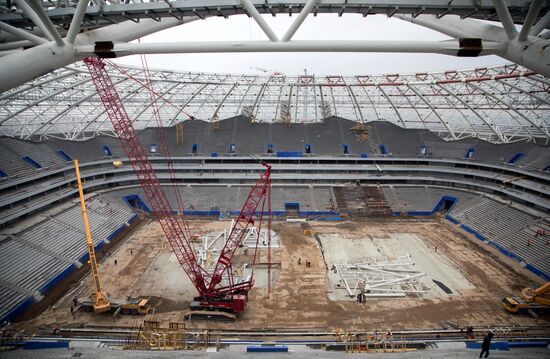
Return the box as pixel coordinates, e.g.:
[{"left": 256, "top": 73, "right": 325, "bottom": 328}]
[
  {"left": 84, "top": 57, "right": 207, "bottom": 295},
  {"left": 84, "top": 57, "right": 272, "bottom": 313}
]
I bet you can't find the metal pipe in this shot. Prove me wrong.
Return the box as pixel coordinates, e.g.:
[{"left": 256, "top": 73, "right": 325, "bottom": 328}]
[
  {"left": 13, "top": 0, "right": 58, "bottom": 44},
  {"left": 492, "top": 0, "right": 518, "bottom": 39},
  {"left": 66, "top": 0, "right": 89, "bottom": 44},
  {"left": 530, "top": 11, "right": 550, "bottom": 36},
  {"left": 77, "top": 39, "right": 503, "bottom": 56},
  {"left": 0, "top": 21, "right": 47, "bottom": 45},
  {"left": 21, "top": 0, "right": 65, "bottom": 46},
  {"left": 518, "top": 0, "right": 543, "bottom": 41},
  {"left": 281, "top": 0, "right": 318, "bottom": 42},
  {"left": 0, "top": 40, "right": 33, "bottom": 51},
  {"left": 240, "top": 0, "right": 279, "bottom": 42}
]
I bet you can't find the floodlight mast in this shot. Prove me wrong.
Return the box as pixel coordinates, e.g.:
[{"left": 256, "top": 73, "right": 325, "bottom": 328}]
[{"left": 84, "top": 57, "right": 272, "bottom": 314}]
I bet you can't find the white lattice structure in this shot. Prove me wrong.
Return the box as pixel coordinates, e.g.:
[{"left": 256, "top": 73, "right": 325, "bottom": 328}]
[
  {"left": 0, "top": 1, "right": 549, "bottom": 143},
  {"left": 0, "top": 62, "right": 548, "bottom": 143}
]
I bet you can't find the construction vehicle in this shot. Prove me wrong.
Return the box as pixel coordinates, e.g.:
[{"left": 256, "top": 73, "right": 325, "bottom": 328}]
[
  {"left": 74, "top": 159, "right": 150, "bottom": 316},
  {"left": 84, "top": 58, "right": 272, "bottom": 319},
  {"left": 78, "top": 297, "right": 150, "bottom": 316},
  {"left": 503, "top": 281, "right": 550, "bottom": 314},
  {"left": 74, "top": 159, "right": 111, "bottom": 313}
]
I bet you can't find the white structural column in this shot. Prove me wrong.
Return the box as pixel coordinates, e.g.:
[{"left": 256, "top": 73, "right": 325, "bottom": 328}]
[
  {"left": 517, "top": 0, "right": 543, "bottom": 42},
  {"left": 66, "top": 0, "right": 89, "bottom": 44},
  {"left": 240, "top": 0, "right": 279, "bottom": 42},
  {"left": 212, "top": 83, "right": 238, "bottom": 120},
  {"left": 345, "top": 85, "right": 364, "bottom": 123},
  {"left": 281, "top": 0, "right": 318, "bottom": 42},
  {"left": 492, "top": 0, "right": 518, "bottom": 39}
]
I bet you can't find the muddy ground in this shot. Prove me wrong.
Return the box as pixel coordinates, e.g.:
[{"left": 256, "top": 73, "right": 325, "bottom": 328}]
[{"left": 13, "top": 217, "right": 548, "bottom": 334}]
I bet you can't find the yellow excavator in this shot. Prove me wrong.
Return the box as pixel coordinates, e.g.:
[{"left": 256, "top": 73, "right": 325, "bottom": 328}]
[
  {"left": 503, "top": 281, "right": 550, "bottom": 314},
  {"left": 74, "top": 159, "right": 150, "bottom": 316}
]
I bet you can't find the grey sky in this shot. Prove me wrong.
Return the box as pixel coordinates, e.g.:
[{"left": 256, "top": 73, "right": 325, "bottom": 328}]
[{"left": 114, "top": 14, "right": 507, "bottom": 76}]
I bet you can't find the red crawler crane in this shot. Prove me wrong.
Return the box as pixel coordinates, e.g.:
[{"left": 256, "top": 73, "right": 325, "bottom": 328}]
[{"left": 84, "top": 57, "right": 271, "bottom": 315}]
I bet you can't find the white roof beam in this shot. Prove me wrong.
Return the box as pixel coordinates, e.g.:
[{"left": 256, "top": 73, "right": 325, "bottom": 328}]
[
  {"left": 0, "top": 21, "right": 47, "bottom": 45},
  {"left": 407, "top": 84, "right": 456, "bottom": 139},
  {"left": 15, "top": 0, "right": 64, "bottom": 46},
  {"left": 518, "top": 0, "right": 543, "bottom": 42},
  {"left": 66, "top": 0, "right": 89, "bottom": 44},
  {"left": 376, "top": 85, "right": 406, "bottom": 128},
  {"left": 281, "top": 0, "right": 317, "bottom": 42},
  {"left": 492, "top": 0, "right": 518, "bottom": 40},
  {"left": 240, "top": 0, "right": 279, "bottom": 42},
  {"left": 531, "top": 12, "right": 550, "bottom": 36},
  {"left": 467, "top": 81, "right": 549, "bottom": 139},
  {"left": 435, "top": 83, "right": 505, "bottom": 142}
]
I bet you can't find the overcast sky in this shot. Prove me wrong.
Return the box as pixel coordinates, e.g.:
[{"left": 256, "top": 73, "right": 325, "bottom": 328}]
[{"left": 114, "top": 14, "right": 508, "bottom": 76}]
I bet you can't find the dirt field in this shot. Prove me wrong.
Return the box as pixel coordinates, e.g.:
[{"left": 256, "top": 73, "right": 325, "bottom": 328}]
[{"left": 15, "top": 217, "right": 549, "bottom": 333}]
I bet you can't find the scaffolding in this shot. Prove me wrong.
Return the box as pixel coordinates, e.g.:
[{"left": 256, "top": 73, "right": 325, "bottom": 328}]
[{"left": 351, "top": 123, "right": 369, "bottom": 142}]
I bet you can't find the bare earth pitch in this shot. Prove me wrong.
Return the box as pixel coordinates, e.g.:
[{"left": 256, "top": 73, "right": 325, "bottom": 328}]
[{"left": 16, "top": 218, "right": 548, "bottom": 332}]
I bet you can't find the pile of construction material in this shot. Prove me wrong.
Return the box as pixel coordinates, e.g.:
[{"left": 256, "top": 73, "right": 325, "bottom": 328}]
[{"left": 333, "top": 254, "right": 428, "bottom": 299}]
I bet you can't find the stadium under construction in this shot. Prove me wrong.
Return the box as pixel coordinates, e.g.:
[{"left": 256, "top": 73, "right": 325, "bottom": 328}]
[{"left": 0, "top": 0, "right": 549, "bottom": 357}]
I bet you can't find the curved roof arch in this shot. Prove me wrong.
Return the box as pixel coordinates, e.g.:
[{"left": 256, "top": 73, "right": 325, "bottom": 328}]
[{"left": 0, "top": 62, "right": 548, "bottom": 144}]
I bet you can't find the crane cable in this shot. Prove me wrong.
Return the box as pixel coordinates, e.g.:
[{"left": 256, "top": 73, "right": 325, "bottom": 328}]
[
  {"left": 137, "top": 44, "right": 193, "bottom": 240},
  {"left": 104, "top": 59, "right": 196, "bottom": 121}
]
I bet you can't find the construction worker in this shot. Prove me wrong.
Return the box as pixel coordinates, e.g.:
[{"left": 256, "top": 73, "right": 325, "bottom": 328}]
[
  {"left": 479, "top": 331, "right": 494, "bottom": 358},
  {"left": 465, "top": 326, "right": 474, "bottom": 339}
]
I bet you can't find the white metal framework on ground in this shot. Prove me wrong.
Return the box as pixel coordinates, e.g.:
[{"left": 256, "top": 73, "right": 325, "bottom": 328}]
[{"left": 0, "top": 62, "right": 548, "bottom": 144}]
